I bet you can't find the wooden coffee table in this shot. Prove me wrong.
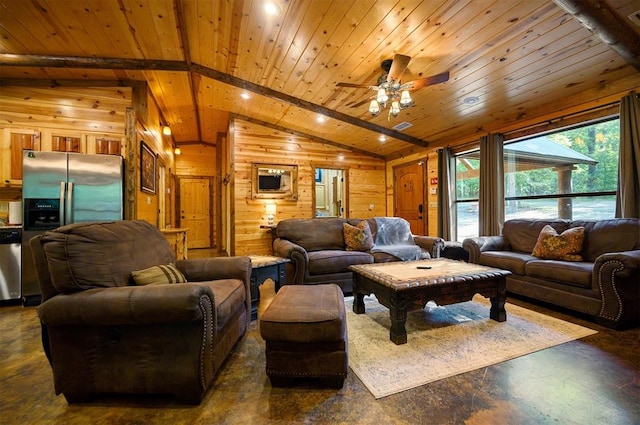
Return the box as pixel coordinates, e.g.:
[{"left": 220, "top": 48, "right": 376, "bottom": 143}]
[{"left": 349, "top": 258, "right": 511, "bottom": 344}]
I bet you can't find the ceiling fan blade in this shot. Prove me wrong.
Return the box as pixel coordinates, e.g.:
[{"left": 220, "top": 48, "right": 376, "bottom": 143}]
[
  {"left": 348, "top": 97, "right": 374, "bottom": 108},
  {"left": 336, "top": 82, "right": 372, "bottom": 88},
  {"left": 405, "top": 71, "right": 450, "bottom": 90},
  {"left": 387, "top": 54, "right": 411, "bottom": 83}
]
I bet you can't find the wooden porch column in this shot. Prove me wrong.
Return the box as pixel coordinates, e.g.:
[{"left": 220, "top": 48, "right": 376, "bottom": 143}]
[{"left": 554, "top": 166, "right": 576, "bottom": 219}]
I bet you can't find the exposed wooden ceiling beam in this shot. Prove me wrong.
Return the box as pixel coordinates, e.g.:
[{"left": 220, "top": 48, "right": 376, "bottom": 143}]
[
  {"left": 0, "top": 78, "right": 142, "bottom": 88},
  {"left": 0, "top": 53, "right": 429, "bottom": 148},
  {"left": 0, "top": 54, "right": 189, "bottom": 71},
  {"left": 553, "top": 0, "right": 640, "bottom": 71},
  {"left": 173, "top": 0, "right": 203, "bottom": 142},
  {"left": 190, "top": 64, "right": 428, "bottom": 148}
]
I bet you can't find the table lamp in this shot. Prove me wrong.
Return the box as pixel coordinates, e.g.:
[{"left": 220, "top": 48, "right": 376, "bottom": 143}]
[{"left": 265, "top": 203, "right": 277, "bottom": 225}]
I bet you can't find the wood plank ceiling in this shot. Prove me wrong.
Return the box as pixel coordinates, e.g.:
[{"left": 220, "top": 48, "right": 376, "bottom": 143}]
[{"left": 1, "top": 0, "right": 639, "bottom": 159}]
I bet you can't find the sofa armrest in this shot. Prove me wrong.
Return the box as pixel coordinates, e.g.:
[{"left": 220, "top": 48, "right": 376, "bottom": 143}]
[
  {"left": 38, "top": 283, "right": 216, "bottom": 327},
  {"left": 462, "top": 236, "right": 510, "bottom": 263},
  {"left": 413, "top": 235, "right": 445, "bottom": 258},
  {"left": 273, "top": 238, "right": 309, "bottom": 284},
  {"left": 593, "top": 250, "right": 640, "bottom": 327},
  {"left": 177, "top": 256, "right": 251, "bottom": 283}
]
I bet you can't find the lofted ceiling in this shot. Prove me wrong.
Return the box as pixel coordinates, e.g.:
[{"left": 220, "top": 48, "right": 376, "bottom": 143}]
[{"left": 0, "top": 0, "right": 639, "bottom": 159}]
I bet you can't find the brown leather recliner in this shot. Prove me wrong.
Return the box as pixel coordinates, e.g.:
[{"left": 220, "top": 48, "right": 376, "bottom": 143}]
[{"left": 30, "top": 220, "right": 252, "bottom": 404}]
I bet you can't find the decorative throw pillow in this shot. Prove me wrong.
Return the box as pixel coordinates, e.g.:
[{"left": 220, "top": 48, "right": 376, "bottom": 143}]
[
  {"left": 343, "top": 220, "right": 374, "bottom": 251},
  {"left": 131, "top": 263, "right": 187, "bottom": 285},
  {"left": 531, "top": 225, "right": 585, "bottom": 261}
]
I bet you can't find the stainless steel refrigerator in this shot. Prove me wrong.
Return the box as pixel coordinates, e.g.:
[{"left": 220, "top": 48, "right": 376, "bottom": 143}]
[{"left": 21, "top": 150, "right": 124, "bottom": 305}]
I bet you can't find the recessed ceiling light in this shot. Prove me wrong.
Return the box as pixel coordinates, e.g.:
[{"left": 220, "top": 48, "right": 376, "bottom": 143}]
[
  {"left": 337, "top": 154, "right": 345, "bottom": 161},
  {"left": 463, "top": 96, "right": 480, "bottom": 105},
  {"left": 316, "top": 116, "right": 326, "bottom": 123},
  {"left": 378, "top": 135, "right": 386, "bottom": 142},
  {"left": 240, "top": 92, "right": 250, "bottom": 100},
  {"left": 264, "top": 1, "right": 280, "bottom": 16}
]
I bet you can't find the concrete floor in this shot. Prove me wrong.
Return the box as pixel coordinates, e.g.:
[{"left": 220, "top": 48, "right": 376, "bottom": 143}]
[{"left": 1, "top": 280, "right": 638, "bottom": 425}]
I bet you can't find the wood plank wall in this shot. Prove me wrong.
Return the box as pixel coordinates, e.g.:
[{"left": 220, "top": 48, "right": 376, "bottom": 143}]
[
  {"left": 232, "top": 119, "right": 387, "bottom": 256},
  {"left": 134, "top": 91, "right": 177, "bottom": 227}
]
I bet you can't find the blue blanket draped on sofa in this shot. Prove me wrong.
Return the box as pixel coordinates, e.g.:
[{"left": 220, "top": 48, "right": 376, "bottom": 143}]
[{"left": 370, "top": 217, "right": 424, "bottom": 261}]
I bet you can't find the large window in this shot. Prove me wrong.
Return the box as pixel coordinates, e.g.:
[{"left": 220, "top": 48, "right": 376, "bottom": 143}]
[{"left": 454, "top": 118, "right": 620, "bottom": 241}]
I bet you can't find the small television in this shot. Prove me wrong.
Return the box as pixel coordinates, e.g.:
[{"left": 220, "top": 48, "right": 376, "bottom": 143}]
[{"left": 258, "top": 175, "right": 282, "bottom": 191}]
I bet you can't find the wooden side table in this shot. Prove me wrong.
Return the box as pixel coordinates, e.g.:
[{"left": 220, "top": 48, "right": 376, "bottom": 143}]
[
  {"left": 160, "top": 228, "right": 188, "bottom": 260},
  {"left": 249, "top": 255, "right": 289, "bottom": 321}
]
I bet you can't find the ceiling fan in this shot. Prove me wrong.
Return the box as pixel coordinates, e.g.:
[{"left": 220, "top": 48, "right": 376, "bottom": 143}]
[{"left": 336, "top": 54, "right": 449, "bottom": 119}]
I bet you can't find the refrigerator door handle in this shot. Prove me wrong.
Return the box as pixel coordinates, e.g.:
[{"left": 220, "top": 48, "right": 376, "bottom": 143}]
[
  {"left": 59, "top": 182, "right": 66, "bottom": 225},
  {"left": 67, "top": 182, "right": 74, "bottom": 224}
]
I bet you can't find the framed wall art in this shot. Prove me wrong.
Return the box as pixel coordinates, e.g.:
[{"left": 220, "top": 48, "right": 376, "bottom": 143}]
[{"left": 140, "top": 141, "right": 156, "bottom": 194}]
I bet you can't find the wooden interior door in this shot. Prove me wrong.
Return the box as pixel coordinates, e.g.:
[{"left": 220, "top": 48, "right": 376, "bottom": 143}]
[
  {"left": 394, "top": 161, "right": 426, "bottom": 235},
  {"left": 179, "top": 177, "right": 213, "bottom": 249}
]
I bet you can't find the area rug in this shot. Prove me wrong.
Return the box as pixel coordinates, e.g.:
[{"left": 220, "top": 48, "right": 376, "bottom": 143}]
[{"left": 346, "top": 295, "right": 597, "bottom": 399}]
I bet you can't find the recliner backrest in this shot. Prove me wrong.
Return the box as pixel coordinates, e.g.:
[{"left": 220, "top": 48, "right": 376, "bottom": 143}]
[{"left": 39, "top": 220, "right": 175, "bottom": 293}]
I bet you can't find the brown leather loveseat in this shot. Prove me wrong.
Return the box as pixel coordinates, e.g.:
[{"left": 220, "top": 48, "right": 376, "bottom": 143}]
[
  {"left": 30, "top": 220, "right": 252, "bottom": 404},
  {"left": 463, "top": 218, "right": 640, "bottom": 329},
  {"left": 273, "top": 217, "right": 445, "bottom": 293}
]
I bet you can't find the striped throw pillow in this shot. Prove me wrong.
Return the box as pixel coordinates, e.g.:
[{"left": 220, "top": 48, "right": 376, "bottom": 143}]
[{"left": 131, "top": 263, "right": 187, "bottom": 285}]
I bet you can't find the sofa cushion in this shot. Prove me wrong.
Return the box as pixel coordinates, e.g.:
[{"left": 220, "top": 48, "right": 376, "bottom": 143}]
[
  {"left": 532, "top": 225, "right": 585, "bottom": 261},
  {"left": 200, "top": 279, "right": 246, "bottom": 329},
  {"left": 343, "top": 220, "right": 374, "bottom": 251},
  {"left": 502, "top": 219, "right": 570, "bottom": 254},
  {"left": 478, "top": 251, "right": 535, "bottom": 276},
  {"left": 308, "top": 250, "right": 373, "bottom": 275},
  {"left": 131, "top": 264, "right": 187, "bottom": 285},
  {"left": 525, "top": 260, "right": 592, "bottom": 289}
]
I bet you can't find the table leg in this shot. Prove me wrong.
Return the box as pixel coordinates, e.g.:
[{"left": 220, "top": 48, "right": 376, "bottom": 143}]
[
  {"left": 389, "top": 292, "right": 408, "bottom": 345},
  {"left": 489, "top": 276, "right": 507, "bottom": 322},
  {"left": 250, "top": 274, "right": 259, "bottom": 321},
  {"left": 353, "top": 276, "right": 365, "bottom": 314},
  {"left": 274, "top": 263, "right": 286, "bottom": 293}
]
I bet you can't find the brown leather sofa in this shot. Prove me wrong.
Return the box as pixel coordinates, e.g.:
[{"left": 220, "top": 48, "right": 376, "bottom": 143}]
[
  {"left": 463, "top": 218, "right": 640, "bottom": 329},
  {"left": 30, "top": 220, "right": 252, "bottom": 404},
  {"left": 272, "top": 217, "right": 445, "bottom": 293}
]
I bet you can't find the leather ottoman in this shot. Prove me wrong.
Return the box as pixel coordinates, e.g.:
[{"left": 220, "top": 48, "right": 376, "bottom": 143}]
[{"left": 259, "top": 284, "right": 348, "bottom": 388}]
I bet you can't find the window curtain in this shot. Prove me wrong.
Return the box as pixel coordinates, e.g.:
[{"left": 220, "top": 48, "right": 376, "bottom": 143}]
[
  {"left": 615, "top": 91, "right": 640, "bottom": 218},
  {"left": 437, "top": 148, "right": 455, "bottom": 241},
  {"left": 479, "top": 134, "right": 504, "bottom": 236}
]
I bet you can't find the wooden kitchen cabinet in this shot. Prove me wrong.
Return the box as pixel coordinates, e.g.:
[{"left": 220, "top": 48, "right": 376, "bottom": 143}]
[{"left": 1, "top": 129, "right": 40, "bottom": 185}]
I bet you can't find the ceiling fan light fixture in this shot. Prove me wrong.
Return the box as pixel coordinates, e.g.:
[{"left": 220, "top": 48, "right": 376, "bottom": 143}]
[
  {"left": 377, "top": 88, "right": 388, "bottom": 105},
  {"left": 336, "top": 54, "right": 450, "bottom": 120},
  {"left": 399, "top": 90, "right": 413, "bottom": 108},
  {"left": 369, "top": 100, "right": 381, "bottom": 116},
  {"left": 390, "top": 101, "right": 401, "bottom": 117}
]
